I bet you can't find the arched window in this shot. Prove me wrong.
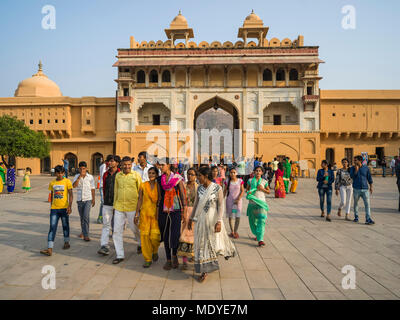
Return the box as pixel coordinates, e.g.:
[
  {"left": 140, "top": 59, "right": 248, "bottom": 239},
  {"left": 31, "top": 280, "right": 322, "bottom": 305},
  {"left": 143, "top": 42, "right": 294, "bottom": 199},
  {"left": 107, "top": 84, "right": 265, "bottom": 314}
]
[
  {"left": 162, "top": 70, "right": 171, "bottom": 82},
  {"left": 137, "top": 70, "right": 145, "bottom": 83},
  {"left": 289, "top": 69, "right": 298, "bottom": 81},
  {"left": 276, "top": 68, "right": 286, "bottom": 81},
  {"left": 149, "top": 70, "right": 158, "bottom": 83},
  {"left": 263, "top": 69, "right": 272, "bottom": 81}
]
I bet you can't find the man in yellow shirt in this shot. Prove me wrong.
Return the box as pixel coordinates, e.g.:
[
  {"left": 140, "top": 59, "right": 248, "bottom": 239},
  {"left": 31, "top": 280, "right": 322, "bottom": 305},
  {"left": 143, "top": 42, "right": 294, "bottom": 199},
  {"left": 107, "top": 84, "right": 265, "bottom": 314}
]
[
  {"left": 112, "top": 156, "right": 142, "bottom": 264},
  {"left": 40, "top": 165, "right": 73, "bottom": 256}
]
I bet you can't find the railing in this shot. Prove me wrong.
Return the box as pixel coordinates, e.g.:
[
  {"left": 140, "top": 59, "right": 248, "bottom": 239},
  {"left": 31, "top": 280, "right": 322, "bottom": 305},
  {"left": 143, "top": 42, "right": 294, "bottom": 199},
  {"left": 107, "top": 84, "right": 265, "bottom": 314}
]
[
  {"left": 118, "top": 96, "right": 134, "bottom": 103},
  {"left": 119, "top": 72, "right": 132, "bottom": 79}
]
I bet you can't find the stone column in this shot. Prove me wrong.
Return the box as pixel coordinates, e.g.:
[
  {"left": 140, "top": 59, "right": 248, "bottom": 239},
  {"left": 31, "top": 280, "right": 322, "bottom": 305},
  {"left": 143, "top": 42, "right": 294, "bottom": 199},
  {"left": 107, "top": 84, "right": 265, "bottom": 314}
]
[
  {"left": 285, "top": 68, "right": 290, "bottom": 87},
  {"left": 185, "top": 32, "right": 189, "bottom": 48},
  {"left": 272, "top": 65, "right": 276, "bottom": 87},
  {"left": 145, "top": 68, "right": 149, "bottom": 87},
  {"left": 243, "top": 30, "right": 248, "bottom": 47},
  {"left": 158, "top": 68, "right": 162, "bottom": 88},
  {"left": 224, "top": 65, "right": 228, "bottom": 87},
  {"left": 242, "top": 65, "right": 247, "bottom": 87},
  {"left": 204, "top": 66, "right": 209, "bottom": 87},
  {"left": 172, "top": 67, "right": 176, "bottom": 87},
  {"left": 257, "top": 66, "right": 262, "bottom": 87},
  {"left": 186, "top": 67, "right": 191, "bottom": 87}
]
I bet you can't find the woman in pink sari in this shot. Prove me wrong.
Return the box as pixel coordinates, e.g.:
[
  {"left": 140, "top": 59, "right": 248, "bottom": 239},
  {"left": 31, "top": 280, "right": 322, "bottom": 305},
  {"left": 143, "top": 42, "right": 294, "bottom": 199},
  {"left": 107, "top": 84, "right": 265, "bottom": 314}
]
[{"left": 275, "top": 163, "right": 286, "bottom": 198}]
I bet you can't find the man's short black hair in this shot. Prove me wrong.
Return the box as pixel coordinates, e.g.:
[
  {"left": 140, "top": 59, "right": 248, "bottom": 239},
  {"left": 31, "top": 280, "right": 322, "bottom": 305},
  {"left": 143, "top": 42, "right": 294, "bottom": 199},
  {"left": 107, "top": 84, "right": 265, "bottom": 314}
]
[
  {"left": 138, "top": 151, "right": 147, "bottom": 159},
  {"left": 78, "top": 161, "right": 87, "bottom": 168},
  {"left": 54, "top": 165, "right": 65, "bottom": 173},
  {"left": 106, "top": 154, "right": 113, "bottom": 162},
  {"left": 122, "top": 156, "right": 132, "bottom": 162},
  {"left": 355, "top": 155, "right": 363, "bottom": 162}
]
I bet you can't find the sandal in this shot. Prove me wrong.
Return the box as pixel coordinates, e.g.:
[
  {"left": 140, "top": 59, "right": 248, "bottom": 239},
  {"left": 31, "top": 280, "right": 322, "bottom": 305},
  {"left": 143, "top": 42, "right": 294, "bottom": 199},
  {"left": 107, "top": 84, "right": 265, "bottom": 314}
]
[
  {"left": 229, "top": 232, "right": 234, "bottom": 238},
  {"left": 337, "top": 209, "right": 342, "bottom": 217},
  {"left": 152, "top": 253, "right": 159, "bottom": 262},
  {"left": 172, "top": 256, "right": 179, "bottom": 269},
  {"left": 345, "top": 215, "right": 351, "bottom": 221},
  {"left": 40, "top": 248, "right": 52, "bottom": 256},
  {"left": 258, "top": 241, "right": 265, "bottom": 247},
  {"left": 143, "top": 261, "right": 152, "bottom": 268},
  {"left": 198, "top": 273, "right": 208, "bottom": 283},
  {"left": 234, "top": 232, "right": 239, "bottom": 239},
  {"left": 163, "top": 261, "right": 172, "bottom": 270},
  {"left": 326, "top": 216, "right": 331, "bottom": 222}
]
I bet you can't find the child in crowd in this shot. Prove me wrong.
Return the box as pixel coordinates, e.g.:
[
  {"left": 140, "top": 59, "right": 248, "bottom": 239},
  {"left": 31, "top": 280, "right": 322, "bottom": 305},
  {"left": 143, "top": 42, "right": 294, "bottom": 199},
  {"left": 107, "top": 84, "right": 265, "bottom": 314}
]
[
  {"left": 224, "top": 167, "right": 244, "bottom": 239},
  {"left": 22, "top": 167, "right": 32, "bottom": 192}
]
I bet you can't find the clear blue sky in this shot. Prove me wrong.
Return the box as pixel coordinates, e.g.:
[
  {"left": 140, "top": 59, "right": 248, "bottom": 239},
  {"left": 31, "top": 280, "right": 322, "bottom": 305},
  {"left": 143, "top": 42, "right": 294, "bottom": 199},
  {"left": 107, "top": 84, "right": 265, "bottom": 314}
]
[{"left": 0, "top": 0, "right": 399, "bottom": 97}]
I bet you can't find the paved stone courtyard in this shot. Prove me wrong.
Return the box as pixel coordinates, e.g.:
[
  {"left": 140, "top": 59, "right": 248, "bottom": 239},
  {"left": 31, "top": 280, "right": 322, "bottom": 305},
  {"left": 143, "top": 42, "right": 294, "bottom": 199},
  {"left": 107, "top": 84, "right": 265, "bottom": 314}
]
[{"left": 0, "top": 175, "right": 399, "bottom": 300}]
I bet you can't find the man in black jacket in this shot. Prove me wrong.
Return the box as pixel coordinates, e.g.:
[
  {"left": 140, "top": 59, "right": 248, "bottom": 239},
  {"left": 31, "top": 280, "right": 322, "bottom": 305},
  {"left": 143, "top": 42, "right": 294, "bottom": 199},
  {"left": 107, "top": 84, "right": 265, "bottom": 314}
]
[{"left": 98, "top": 155, "right": 120, "bottom": 255}]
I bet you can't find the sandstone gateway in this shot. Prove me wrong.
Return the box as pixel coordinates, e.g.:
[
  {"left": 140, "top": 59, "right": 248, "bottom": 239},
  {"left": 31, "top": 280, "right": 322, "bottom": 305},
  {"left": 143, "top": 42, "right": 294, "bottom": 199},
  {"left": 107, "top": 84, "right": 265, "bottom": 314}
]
[{"left": 1, "top": 12, "right": 399, "bottom": 174}]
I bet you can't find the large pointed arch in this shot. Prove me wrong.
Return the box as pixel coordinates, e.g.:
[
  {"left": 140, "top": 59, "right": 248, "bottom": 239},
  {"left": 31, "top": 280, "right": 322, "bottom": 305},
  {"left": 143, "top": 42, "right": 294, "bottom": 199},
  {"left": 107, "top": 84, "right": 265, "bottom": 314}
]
[{"left": 193, "top": 96, "right": 240, "bottom": 164}]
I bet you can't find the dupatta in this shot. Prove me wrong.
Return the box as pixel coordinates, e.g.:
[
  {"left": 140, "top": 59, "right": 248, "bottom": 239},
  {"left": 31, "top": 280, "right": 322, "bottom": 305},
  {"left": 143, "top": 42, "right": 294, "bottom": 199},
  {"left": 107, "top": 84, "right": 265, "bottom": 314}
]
[
  {"left": 246, "top": 177, "right": 269, "bottom": 212},
  {"left": 161, "top": 172, "right": 183, "bottom": 212}
]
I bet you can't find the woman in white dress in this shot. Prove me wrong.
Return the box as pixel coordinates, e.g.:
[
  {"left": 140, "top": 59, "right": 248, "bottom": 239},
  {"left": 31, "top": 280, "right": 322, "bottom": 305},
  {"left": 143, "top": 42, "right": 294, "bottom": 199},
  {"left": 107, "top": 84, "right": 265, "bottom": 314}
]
[{"left": 188, "top": 166, "right": 236, "bottom": 282}]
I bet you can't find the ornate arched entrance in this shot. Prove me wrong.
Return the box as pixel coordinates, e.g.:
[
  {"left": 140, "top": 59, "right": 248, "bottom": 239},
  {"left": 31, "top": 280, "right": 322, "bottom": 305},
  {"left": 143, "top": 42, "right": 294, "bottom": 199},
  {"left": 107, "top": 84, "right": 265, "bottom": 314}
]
[
  {"left": 91, "top": 153, "right": 103, "bottom": 175},
  {"left": 193, "top": 96, "right": 240, "bottom": 164},
  {"left": 64, "top": 153, "right": 78, "bottom": 176}
]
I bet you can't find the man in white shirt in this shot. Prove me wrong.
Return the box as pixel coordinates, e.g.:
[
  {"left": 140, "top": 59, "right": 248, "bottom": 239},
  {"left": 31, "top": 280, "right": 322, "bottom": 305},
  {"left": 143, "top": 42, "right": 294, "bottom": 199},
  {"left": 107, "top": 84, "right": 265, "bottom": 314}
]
[
  {"left": 390, "top": 157, "right": 396, "bottom": 177},
  {"left": 97, "top": 156, "right": 110, "bottom": 224},
  {"left": 73, "top": 161, "right": 95, "bottom": 241},
  {"left": 133, "top": 151, "right": 153, "bottom": 182}
]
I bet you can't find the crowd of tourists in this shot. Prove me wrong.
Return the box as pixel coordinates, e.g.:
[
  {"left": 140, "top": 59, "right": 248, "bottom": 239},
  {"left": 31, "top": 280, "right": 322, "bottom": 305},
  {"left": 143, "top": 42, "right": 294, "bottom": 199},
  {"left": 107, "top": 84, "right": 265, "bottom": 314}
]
[
  {"left": 317, "top": 155, "right": 400, "bottom": 224},
  {"left": 37, "top": 151, "right": 400, "bottom": 283},
  {"left": 0, "top": 162, "right": 31, "bottom": 194}
]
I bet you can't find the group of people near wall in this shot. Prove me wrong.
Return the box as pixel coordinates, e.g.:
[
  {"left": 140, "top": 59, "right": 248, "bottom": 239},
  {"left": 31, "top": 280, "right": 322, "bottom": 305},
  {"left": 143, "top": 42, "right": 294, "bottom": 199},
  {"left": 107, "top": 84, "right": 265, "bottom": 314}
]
[
  {"left": 317, "top": 155, "right": 400, "bottom": 224},
  {"left": 0, "top": 162, "right": 31, "bottom": 194},
  {"left": 37, "top": 151, "right": 400, "bottom": 283}
]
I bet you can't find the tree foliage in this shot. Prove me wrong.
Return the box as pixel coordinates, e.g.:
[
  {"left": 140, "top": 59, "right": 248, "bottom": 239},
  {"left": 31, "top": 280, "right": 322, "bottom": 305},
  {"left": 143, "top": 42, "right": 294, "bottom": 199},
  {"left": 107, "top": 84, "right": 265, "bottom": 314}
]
[{"left": 0, "top": 115, "right": 50, "bottom": 167}]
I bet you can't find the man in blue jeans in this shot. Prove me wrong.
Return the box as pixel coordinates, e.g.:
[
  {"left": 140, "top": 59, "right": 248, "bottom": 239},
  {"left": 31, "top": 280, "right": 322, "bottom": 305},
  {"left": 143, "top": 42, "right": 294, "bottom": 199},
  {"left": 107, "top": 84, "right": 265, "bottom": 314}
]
[
  {"left": 350, "top": 155, "right": 374, "bottom": 225},
  {"left": 40, "top": 166, "right": 73, "bottom": 256}
]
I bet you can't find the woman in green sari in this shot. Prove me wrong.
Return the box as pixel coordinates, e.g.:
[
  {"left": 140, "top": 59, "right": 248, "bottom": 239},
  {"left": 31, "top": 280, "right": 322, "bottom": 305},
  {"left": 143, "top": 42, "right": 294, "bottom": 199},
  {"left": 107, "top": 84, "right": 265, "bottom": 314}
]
[{"left": 246, "top": 166, "right": 270, "bottom": 247}]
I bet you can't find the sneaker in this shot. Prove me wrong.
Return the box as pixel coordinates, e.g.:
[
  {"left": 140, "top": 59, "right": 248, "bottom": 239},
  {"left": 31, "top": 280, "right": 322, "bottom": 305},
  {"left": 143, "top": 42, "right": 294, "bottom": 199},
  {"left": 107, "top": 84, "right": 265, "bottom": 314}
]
[
  {"left": 365, "top": 219, "right": 375, "bottom": 225},
  {"left": 63, "top": 242, "right": 70, "bottom": 250},
  {"left": 353, "top": 218, "right": 359, "bottom": 223},
  {"left": 98, "top": 246, "right": 109, "bottom": 255},
  {"left": 258, "top": 241, "right": 265, "bottom": 247}
]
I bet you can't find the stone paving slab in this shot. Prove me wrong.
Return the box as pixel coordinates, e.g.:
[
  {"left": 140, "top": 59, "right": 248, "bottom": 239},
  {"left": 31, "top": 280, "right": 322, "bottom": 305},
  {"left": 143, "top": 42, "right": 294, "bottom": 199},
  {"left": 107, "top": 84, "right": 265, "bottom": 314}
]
[{"left": 0, "top": 176, "right": 399, "bottom": 300}]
